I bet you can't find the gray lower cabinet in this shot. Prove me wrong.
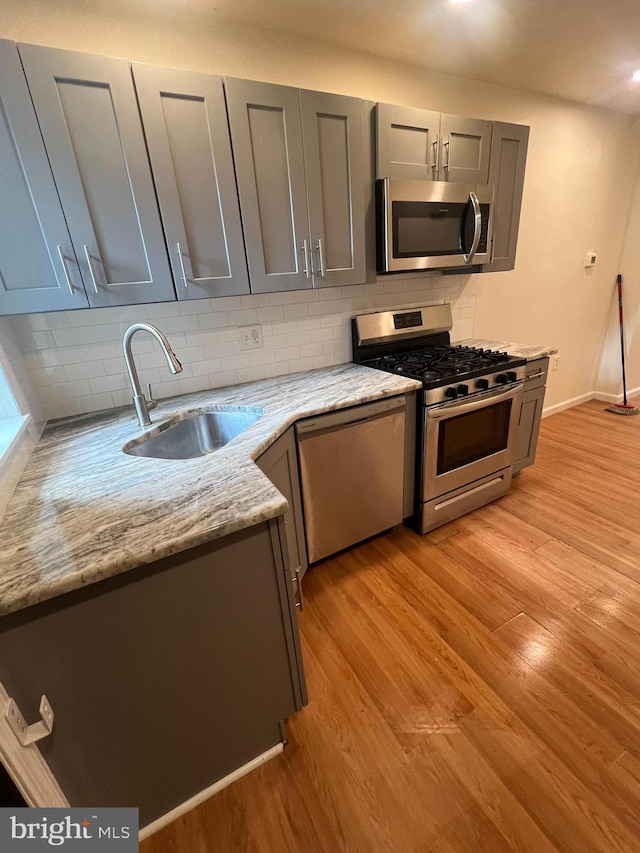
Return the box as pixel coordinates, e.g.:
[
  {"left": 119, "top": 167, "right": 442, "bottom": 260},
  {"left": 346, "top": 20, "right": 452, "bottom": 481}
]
[
  {"left": 0, "top": 41, "right": 88, "bottom": 315},
  {"left": 482, "top": 121, "right": 529, "bottom": 272},
  {"left": 225, "top": 78, "right": 366, "bottom": 292},
  {"left": 132, "top": 64, "right": 250, "bottom": 300},
  {"left": 257, "top": 427, "right": 308, "bottom": 589},
  {"left": 18, "top": 43, "right": 175, "bottom": 308},
  {"left": 376, "top": 102, "right": 492, "bottom": 183},
  {"left": 513, "top": 358, "right": 548, "bottom": 474},
  {"left": 0, "top": 521, "right": 305, "bottom": 828}
]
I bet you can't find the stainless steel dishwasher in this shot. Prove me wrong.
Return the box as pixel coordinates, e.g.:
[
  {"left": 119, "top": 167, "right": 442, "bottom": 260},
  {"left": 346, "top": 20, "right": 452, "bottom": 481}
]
[{"left": 295, "top": 396, "right": 406, "bottom": 563}]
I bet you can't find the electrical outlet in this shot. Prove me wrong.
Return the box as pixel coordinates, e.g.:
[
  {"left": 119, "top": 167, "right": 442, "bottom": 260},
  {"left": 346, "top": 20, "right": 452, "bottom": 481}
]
[
  {"left": 239, "top": 325, "right": 263, "bottom": 351},
  {"left": 552, "top": 355, "right": 560, "bottom": 371}
]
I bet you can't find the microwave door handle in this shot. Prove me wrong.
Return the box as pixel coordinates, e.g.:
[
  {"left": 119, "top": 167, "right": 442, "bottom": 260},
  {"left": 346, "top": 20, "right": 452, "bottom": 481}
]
[{"left": 463, "top": 191, "right": 482, "bottom": 264}]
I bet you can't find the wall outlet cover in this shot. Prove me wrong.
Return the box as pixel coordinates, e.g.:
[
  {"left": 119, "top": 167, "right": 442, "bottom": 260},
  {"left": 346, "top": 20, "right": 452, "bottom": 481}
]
[{"left": 239, "top": 325, "right": 263, "bottom": 350}]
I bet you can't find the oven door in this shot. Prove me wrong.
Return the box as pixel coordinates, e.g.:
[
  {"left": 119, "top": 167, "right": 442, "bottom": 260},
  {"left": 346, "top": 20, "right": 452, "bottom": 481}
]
[{"left": 422, "top": 382, "right": 522, "bottom": 500}]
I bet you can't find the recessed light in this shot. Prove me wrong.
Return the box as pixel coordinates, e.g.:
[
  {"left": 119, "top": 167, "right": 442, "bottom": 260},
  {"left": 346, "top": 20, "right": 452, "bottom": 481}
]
[
  {"left": 633, "top": 70, "right": 640, "bottom": 82},
  {"left": 449, "top": 0, "right": 474, "bottom": 4}
]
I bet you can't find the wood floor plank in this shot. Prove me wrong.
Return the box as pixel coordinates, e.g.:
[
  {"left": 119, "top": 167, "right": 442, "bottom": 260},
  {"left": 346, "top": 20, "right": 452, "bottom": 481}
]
[
  {"left": 141, "top": 400, "right": 640, "bottom": 852},
  {"left": 495, "top": 612, "right": 640, "bottom": 759}
]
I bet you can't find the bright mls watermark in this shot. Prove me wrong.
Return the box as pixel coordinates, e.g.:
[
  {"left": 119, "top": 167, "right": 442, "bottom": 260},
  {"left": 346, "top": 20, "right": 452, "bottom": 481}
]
[{"left": 0, "top": 808, "right": 138, "bottom": 850}]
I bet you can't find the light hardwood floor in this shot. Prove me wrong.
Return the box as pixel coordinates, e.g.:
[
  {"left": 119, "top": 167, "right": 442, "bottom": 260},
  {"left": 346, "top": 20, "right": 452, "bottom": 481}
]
[{"left": 141, "top": 398, "right": 640, "bottom": 852}]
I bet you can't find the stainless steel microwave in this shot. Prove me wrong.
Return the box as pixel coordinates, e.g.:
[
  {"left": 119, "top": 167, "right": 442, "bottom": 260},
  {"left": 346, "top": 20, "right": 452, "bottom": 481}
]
[{"left": 376, "top": 178, "right": 494, "bottom": 273}]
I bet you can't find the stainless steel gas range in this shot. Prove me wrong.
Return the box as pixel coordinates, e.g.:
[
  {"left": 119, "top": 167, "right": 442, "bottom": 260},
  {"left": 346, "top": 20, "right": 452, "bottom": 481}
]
[{"left": 352, "top": 303, "right": 525, "bottom": 533}]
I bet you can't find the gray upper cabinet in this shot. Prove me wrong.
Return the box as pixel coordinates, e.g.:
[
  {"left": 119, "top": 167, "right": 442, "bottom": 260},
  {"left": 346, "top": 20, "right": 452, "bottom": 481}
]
[
  {"left": 376, "top": 102, "right": 441, "bottom": 181},
  {"left": 225, "top": 79, "right": 312, "bottom": 294},
  {"left": 18, "top": 43, "right": 175, "bottom": 308},
  {"left": 438, "top": 114, "right": 491, "bottom": 184},
  {"left": 132, "top": 64, "right": 250, "bottom": 300},
  {"left": 376, "top": 103, "right": 492, "bottom": 183},
  {"left": 300, "top": 90, "right": 366, "bottom": 287},
  {"left": 482, "top": 121, "right": 529, "bottom": 272},
  {"left": 225, "top": 78, "right": 366, "bottom": 292},
  {"left": 0, "top": 41, "right": 88, "bottom": 315}
]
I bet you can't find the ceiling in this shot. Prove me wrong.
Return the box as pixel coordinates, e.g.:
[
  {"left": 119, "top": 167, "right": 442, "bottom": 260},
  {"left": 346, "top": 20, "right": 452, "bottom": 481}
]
[{"left": 136, "top": 0, "right": 640, "bottom": 115}]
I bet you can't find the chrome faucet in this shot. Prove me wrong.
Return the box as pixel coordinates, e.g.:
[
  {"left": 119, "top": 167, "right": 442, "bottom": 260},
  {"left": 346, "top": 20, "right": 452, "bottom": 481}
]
[{"left": 122, "top": 323, "right": 183, "bottom": 427}]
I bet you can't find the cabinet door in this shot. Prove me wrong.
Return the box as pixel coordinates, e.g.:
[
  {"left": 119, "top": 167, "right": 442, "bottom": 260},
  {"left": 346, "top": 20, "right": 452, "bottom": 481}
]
[
  {"left": 513, "top": 363, "right": 547, "bottom": 474},
  {"left": 376, "top": 102, "right": 440, "bottom": 180},
  {"left": 132, "top": 64, "right": 250, "bottom": 300},
  {"left": 18, "top": 44, "right": 175, "bottom": 308},
  {"left": 0, "top": 41, "right": 87, "bottom": 315},
  {"left": 438, "top": 114, "right": 492, "bottom": 183},
  {"left": 301, "top": 90, "right": 366, "bottom": 288},
  {"left": 483, "top": 121, "right": 529, "bottom": 272},
  {"left": 225, "top": 78, "right": 311, "bottom": 293},
  {"left": 257, "top": 428, "right": 308, "bottom": 584}
]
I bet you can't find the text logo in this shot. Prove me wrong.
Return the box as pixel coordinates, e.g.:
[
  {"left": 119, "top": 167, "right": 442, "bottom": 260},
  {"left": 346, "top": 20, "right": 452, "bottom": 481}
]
[{"left": 1, "top": 808, "right": 138, "bottom": 850}]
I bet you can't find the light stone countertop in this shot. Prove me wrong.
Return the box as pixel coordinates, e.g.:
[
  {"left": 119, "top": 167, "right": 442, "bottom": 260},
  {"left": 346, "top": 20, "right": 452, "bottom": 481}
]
[
  {"left": 0, "top": 365, "right": 420, "bottom": 618},
  {"left": 457, "top": 338, "right": 558, "bottom": 361}
]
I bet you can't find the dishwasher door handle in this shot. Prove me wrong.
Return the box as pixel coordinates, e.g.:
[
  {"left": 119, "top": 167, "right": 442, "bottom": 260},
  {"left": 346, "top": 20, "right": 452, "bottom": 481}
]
[{"left": 296, "top": 396, "right": 406, "bottom": 437}]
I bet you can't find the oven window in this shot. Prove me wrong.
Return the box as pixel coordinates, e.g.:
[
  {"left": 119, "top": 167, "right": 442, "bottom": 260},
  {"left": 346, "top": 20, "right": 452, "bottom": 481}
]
[{"left": 437, "top": 399, "right": 512, "bottom": 474}]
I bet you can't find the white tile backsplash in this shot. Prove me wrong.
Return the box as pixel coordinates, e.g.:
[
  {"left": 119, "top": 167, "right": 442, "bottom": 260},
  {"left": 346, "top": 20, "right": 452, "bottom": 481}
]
[{"left": 5, "top": 275, "right": 478, "bottom": 421}]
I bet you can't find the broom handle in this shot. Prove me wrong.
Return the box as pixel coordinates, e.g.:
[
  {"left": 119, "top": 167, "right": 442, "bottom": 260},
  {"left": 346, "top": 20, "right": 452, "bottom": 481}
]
[{"left": 617, "top": 274, "right": 629, "bottom": 406}]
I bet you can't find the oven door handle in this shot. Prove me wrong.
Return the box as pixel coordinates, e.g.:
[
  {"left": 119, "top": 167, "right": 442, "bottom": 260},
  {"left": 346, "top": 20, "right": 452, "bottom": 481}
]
[
  {"left": 428, "top": 382, "right": 522, "bottom": 419},
  {"left": 463, "top": 191, "right": 482, "bottom": 264}
]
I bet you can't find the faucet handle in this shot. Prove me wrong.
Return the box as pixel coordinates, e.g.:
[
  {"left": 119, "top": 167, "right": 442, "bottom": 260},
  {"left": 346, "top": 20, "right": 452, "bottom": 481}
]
[{"left": 146, "top": 383, "right": 157, "bottom": 411}]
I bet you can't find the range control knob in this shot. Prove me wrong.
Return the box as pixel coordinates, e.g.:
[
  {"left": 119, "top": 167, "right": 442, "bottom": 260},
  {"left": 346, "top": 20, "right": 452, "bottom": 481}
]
[
  {"left": 495, "top": 373, "right": 508, "bottom": 385},
  {"left": 506, "top": 371, "right": 518, "bottom": 383},
  {"left": 444, "top": 387, "right": 458, "bottom": 400},
  {"left": 476, "top": 378, "right": 489, "bottom": 390},
  {"left": 457, "top": 384, "right": 469, "bottom": 396}
]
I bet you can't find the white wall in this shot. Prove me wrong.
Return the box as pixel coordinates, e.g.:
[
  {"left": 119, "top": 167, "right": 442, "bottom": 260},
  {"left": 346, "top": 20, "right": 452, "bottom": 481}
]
[{"left": 3, "top": 0, "right": 640, "bottom": 414}]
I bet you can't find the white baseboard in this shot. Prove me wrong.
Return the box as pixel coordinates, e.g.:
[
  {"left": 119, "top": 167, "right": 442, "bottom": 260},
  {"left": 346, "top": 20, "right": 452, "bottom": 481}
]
[
  {"left": 139, "top": 742, "right": 284, "bottom": 841},
  {"left": 542, "top": 392, "right": 595, "bottom": 418},
  {"left": 592, "top": 385, "right": 640, "bottom": 404}
]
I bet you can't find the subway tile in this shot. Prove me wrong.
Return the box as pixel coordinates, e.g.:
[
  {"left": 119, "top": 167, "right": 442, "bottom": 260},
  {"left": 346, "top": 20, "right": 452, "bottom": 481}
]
[
  {"left": 178, "top": 298, "right": 212, "bottom": 316},
  {"left": 38, "top": 348, "right": 83, "bottom": 367},
  {"left": 192, "top": 358, "right": 221, "bottom": 376},
  {"left": 263, "top": 334, "right": 288, "bottom": 350},
  {"left": 209, "top": 369, "right": 239, "bottom": 388},
  {"left": 311, "top": 354, "right": 334, "bottom": 369},
  {"left": 228, "top": 308, "right": 258, "bottom": 326},
  {"left": 143, "top": 302, "right": 182, "bottom": 319},
  {"left": 52, "top": 326, "right": 96, "bottom": 348},
  {"left": 204, "top": 296, "right": 243, "bottom": 312},
  {"left": 75, "top": 393, "right": 115, "bottom": 415},
  {"left": 310, "top": 327, "right": 334, "bottom": 343},
  {"left": 249, "top": 349, "right": 276, "bottom": 366},
  {"left": 241, "top": 294, "right": 269, "bottom": 309},
  {"left": 204, "top": 342, "right": 235, "bottom": 359},
  {"left": 274, "top": 346, "right": 300, "bottom": 361},
  {"left": 262, "top": 362, "right": 290, "bottom": 379},
  {"left": 308, "top": 302, "right": 329, "bottom": 317},
  {"left": 92, "top": 323, "right": 123, "bottom": 344},
  {"left": 270, "top": 321, "right": 299, "bottom": 336},
  {"left": 300, "top": 342, "right": 324, "bottom": 358},
  {"left": 30, "top": 366, "right": 68, "bottom": 386},
  {"left": 89, "top": 374, "right": 129, "bottom": 394},
  {"left": 41, "top": 399, "right": 78, "bottom": 421},
  {"left": 198, "top": 311, "right": 230, "bottom": 330},
  {"left": 153, "top": 379, "right": 182, "bottom": 399},
  {"left": 20, "top": 330, "right": 57, "bottom": 351},
  {"left": 220, "top": 353, "right": 251, "bottom": 370},
  {"left": 164, "top": 314, "right": 201, "bottom": 333},
  {"left": 286, "top": 331, "right": 311, "bottom": 346},
  {"left": 257, "top": 306, "right": 285, "bottom": 323},
  {"left": 178, "top": 375, "right": 211, "bottom": 395},
  {"left": 282, "top": 303, "right": 309, "bottom": 320},
  {"left": 267, "top": 291, "right": 297, "bottom": 306},
  {"left": 236, "top": 365, "right": 265, "bottom": 384},
  {"left": 38, "top": 380, "right": 90, "bottom": 403}
]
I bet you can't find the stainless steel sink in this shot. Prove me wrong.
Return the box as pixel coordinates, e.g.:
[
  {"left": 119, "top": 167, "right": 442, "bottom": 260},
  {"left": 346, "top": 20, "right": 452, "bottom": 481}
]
[{"left": 122, "top": 407, "right": 264, "bottom": 460}]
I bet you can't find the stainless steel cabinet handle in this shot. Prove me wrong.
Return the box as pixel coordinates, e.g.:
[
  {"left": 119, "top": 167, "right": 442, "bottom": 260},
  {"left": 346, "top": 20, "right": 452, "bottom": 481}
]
[
  {"left": 300, "top": 240, "right": 310, "bottom": 278},
  {"left": 463, "top": 192, "right": 481, "bottom": 264},
  {"left": 525, "top": 371, "right": 546, "bottom": 381},
  {"left": 294, "top": 567, "right": 304, "bottom": 610},
  {"left": 315, "top": 238, "right": 326, "bottom": 277},
  {"left": 56, "top": 245, "right": 74, "bottom": 295},
  {"left": 83, "top": 245, "right": 101, "bottom": 293},
  {"left": 432, "top": 135, "right": 439, "bottom": 175},
  {"left": 443, "top": 138, "right": 450, "bottom": 171},
  {"left": 176, "top": 242, "right": 190, "bottom": 288}
]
